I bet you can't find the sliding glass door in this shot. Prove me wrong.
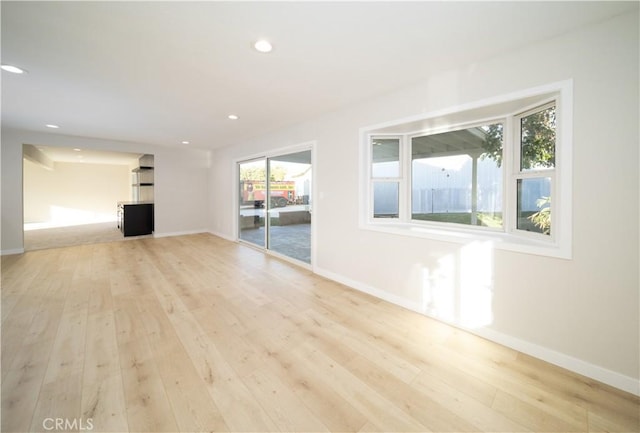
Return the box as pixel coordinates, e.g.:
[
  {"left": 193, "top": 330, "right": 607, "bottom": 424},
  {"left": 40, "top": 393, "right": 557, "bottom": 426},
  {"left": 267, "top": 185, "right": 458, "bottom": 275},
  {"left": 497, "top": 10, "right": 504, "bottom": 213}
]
[
  {"left": 238, "top": 159, "right": 267, "bottom": 247},
  {"left": 238, "top": 149, "right": 312, "bottom": 264},
  {"left": 267, "top": 150, "right": 312, "bottom": 263}
]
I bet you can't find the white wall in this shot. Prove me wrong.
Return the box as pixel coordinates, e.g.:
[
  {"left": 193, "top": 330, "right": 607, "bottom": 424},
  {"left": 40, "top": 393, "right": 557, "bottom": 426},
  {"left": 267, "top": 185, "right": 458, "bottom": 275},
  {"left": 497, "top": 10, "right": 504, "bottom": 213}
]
[
  {"left": 24, "top": 159, "right": 130, "bottom": 224},
  {"left": 1, "top": 129, "right": 212, "bottom": 253},
  {"left": 209, "top": 11, "right": 639, "bottom": 393}
]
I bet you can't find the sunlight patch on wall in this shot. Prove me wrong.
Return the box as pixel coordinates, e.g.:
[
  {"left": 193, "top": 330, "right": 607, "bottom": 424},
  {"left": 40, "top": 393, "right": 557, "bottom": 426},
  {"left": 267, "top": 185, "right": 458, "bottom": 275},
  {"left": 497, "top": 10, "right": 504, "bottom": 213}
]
[
  {"left": 459, "top": 241, "right": 494, "bottom": 328},
  {"left": 420, "top": 241, "right": 495, "bottom": 329},
  {"left": 421, "top": 255, "right": 456, "bottom": 323}
]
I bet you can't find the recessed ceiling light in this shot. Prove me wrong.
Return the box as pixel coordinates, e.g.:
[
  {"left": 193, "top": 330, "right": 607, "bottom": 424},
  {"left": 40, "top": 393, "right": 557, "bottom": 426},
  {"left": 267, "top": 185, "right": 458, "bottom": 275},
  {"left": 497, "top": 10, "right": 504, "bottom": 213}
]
[
  {"left": 45, "top": 124, "right": 60, "bottom": 129},
  {"left": 228, "top": 114, "right": 239, "bottom": 120},
  {"left": 181, "top": 141, "right": 190, "bottom": 145},
  {"left": 73, "top": 148, "right": 81, "bottom": 151},
  {"left": 1, "top": 64, "right": 25, "bottom": 74},
  {"left": 254, "top": 40, "right": 273, "bottom": 53}
]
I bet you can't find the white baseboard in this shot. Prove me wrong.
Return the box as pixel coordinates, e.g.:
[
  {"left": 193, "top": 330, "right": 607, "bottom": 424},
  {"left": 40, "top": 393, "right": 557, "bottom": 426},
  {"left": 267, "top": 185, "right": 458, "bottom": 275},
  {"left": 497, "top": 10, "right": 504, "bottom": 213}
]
[
  {"left": 153, "top": 229, "right": 209, "bottom": 238},
  {"left": 314, "top": 265, "right": 640, "bottom": 397},
  {"left": 472, "top": 327, "right": 640, "bottom": 396},
  {"left": 315, "top": 266, "right": 424, "bottom": 313},
  {"left": 1, "top": 248, "right": 25, "bottom": 256}
]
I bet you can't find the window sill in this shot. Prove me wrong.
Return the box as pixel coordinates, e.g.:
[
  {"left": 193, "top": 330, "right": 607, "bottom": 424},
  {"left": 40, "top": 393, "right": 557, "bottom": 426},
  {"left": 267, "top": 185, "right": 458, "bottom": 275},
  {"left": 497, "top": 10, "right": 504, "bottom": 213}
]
[{"left": 360, "top": 221, "right": 571, "bottom": 260}]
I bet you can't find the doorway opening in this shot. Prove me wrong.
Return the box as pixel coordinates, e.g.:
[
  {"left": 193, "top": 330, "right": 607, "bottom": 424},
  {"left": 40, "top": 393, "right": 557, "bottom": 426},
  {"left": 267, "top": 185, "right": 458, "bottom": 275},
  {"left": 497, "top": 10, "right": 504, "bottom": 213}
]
[{"left": 22, "top": 144, "right": 151, "bottom": 251}]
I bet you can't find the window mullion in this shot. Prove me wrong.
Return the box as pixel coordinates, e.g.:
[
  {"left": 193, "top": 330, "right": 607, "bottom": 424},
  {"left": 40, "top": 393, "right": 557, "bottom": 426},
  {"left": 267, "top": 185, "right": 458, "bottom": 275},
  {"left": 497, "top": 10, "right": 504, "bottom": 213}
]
[
  {"left": 503, "top": 115, "right": 516, "bottom": 234},
  {"left": 400, "top": 134, "right": 410, "bottom": 222}
]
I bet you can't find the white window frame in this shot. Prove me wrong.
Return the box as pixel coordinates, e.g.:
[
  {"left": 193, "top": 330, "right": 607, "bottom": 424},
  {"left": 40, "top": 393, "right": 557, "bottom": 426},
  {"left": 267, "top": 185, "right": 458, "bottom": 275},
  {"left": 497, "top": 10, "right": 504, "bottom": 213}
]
[
  {"left": 370, "top": 135, "right": 404, "bottom": 220},
  {"left": 359, "top": 80, "right": 572, "bottom": 259},
  {"left": 511, "top": 101, "right": 557, "bottom": 241}
]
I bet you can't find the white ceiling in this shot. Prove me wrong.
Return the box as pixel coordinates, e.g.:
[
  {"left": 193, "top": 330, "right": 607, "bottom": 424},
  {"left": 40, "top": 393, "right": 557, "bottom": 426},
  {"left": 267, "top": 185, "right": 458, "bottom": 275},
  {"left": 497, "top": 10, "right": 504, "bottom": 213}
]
[
  {"left": 1, "top": 1, "right": 635, "bottom": 150},
  {"left": 31, "top": 145, "right": 142, "bottom": 166}
]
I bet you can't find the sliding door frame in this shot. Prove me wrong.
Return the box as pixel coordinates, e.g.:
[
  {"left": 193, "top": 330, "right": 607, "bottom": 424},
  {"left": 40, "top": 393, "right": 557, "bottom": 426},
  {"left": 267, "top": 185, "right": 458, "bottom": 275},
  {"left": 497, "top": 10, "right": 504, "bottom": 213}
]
[{"left": 233, "top": 141, "right": 316, "bottom": 268}]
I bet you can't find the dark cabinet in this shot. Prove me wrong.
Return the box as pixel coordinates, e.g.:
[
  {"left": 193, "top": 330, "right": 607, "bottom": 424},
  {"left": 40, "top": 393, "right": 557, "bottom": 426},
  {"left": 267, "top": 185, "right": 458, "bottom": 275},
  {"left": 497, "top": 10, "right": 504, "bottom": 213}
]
[{"left": 118, "top": 202, "right": 154, "bottom": 237}]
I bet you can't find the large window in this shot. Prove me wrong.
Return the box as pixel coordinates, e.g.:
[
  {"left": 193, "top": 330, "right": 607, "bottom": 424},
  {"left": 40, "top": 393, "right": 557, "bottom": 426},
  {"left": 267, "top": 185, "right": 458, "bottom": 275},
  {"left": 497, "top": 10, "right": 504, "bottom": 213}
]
[
  {"left": 361, "top": 82, "right": 572, "bottom": 258},
  {"left": 410, "top": 122, "right": 503, "bottom": 228}
]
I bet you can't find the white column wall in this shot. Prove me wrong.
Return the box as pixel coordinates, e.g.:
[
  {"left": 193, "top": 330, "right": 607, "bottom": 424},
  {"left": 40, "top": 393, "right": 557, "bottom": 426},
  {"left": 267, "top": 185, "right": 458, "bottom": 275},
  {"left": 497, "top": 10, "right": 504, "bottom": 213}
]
[{"left": 209, "top": 12, "right": 639, "bottom": 392}]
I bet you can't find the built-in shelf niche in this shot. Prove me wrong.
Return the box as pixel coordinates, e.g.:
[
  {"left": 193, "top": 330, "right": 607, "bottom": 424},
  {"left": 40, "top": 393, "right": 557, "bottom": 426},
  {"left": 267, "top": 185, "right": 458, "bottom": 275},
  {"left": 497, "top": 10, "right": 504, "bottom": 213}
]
[{"left": 132, "top": 154, "right": 154, "bottom": 202}]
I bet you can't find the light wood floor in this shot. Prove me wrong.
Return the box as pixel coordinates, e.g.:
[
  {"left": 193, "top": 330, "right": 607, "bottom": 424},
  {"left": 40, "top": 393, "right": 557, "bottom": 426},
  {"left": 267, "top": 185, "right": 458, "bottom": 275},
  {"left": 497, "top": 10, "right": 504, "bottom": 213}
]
[
  {"left": 24, "top": 221, "right": 151, "bottom": 252},
  {"left": 2, "top": 234, "right": 638, "bottom": 432}
]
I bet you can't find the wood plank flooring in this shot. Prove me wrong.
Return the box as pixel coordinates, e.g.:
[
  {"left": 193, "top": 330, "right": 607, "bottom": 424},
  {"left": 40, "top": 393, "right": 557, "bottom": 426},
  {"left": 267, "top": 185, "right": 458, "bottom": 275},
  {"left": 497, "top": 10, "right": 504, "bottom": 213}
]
[
  {"left": 2, "top": 233, "right": 638, "bottom": 432},
  {"left": 23, "top": 221, "right": 151, "bottom": 252}
]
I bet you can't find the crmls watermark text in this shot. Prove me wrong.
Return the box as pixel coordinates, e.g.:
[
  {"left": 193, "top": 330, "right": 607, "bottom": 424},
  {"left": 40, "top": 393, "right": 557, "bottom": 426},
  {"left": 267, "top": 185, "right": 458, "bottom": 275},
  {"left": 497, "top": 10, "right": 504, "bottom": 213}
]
[{"left": 42, "top": 418, "right": 94, "bottom": 431}]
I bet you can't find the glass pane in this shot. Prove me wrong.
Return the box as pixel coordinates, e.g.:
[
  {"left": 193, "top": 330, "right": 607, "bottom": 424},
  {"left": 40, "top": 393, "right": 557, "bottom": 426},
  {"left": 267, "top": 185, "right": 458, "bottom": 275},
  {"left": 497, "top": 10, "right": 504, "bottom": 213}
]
[
  {"left": 411, "top": 123, "right": 503, "bottom": 227},
  {"left": 267, "top": 150, "right": 312, "bottom": 264},
  {"left": 520, "top": 105, "right": 556, "bottom": 171},
  {"left": 517, "top": 177, "right": 551, "bottom": 235},
  {"left": 238, "top": 159, "right": 266, "bottom": 247},
  {"left": 372, "top": 138, "right": 400, "bottom": 178},
  {"left": 373, "top": 182, "right": 399, "bottom": 218}
]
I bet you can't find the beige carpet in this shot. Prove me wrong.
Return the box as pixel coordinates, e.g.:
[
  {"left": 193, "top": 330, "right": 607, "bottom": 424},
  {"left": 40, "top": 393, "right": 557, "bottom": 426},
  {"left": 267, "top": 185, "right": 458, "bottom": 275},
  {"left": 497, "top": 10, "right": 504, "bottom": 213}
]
[{"left": 24, "top": 221, "right": 151, "bottom": 251}]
